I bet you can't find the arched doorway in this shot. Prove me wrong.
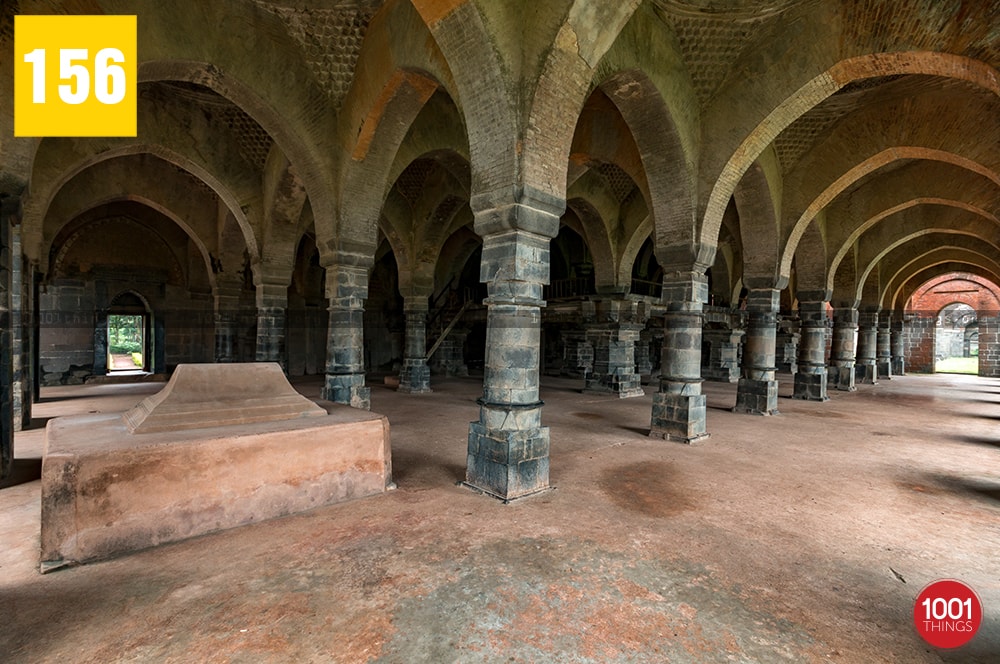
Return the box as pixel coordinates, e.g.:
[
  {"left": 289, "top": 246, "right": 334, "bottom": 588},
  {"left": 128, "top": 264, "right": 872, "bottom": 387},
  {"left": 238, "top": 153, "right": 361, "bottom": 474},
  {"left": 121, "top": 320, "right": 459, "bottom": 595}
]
[
  {"left": 106, "top": 291, "right": 153, "bottom": 375},
  {"left": 935, "top": 303, "right": 978, "bottom": 374}
]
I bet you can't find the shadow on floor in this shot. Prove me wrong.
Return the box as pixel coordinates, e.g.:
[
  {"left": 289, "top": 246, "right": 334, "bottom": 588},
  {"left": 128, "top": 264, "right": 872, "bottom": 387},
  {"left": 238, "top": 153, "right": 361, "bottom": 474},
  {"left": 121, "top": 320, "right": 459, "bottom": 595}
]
[
  {"left": 952, "top": 434, "right": 1000, "bottom": 448},
  {"left": 0, "top": 457, "right": 42, "bottom": 489}
]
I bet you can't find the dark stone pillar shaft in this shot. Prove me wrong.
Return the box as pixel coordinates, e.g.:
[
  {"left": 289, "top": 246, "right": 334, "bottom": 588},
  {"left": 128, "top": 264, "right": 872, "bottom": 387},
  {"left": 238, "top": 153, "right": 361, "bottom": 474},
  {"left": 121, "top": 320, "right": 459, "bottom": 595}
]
[
  {"left": 856, "top": 310, "right": 878, "bottom": 384},
  {"left": 0, "top": 202, "right": 14, "bottom": 480},
  {"left": 793, "top": 299, "right": 829, "bottom": 401},
  {"left": 467, "top": 230, "right": 550, "bottom": 500},
  {"left": 214, "top": 291, "right": 240, "bottom": 364},
  {"left": 322, "top": 264, "right": 371, "bottom": 409},
  {"left": 399, "top": 298, "right": 431, "bottom": 394},
  {"left": 891, "top": 316, "right": 906, "bottom": 376},
  {"left": 650, "top": 272, "right": 708, "bottom": 443},
  {"left": 255, "top": 305, "right": 286, "bottom": 368},
  {"left": 877, "top": 314, "right": 892, "bottom": 379},
  {"left": 734, "top": 288, "right": 779, "bottom": 415},
  {"left": 830, "top": 308, "right": 858, "bottom": 391},
  {"left": 584, "top": 300, "right": 644, "bottom": 398}
]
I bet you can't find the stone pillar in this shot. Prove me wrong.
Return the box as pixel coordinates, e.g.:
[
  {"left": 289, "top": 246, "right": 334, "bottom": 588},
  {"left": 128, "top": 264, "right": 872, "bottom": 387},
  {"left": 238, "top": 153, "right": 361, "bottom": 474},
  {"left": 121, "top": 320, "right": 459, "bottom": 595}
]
[
  {"left": 830, "top": 307, "right": 858, "bottom": 391},
  {"left": 466, "top": 229, "right": 551, "bottom": 501},
  {"left": 399, "top": 296, "right": 432, "bottom": 394},
  {"left": 11, "top": 224, "right": 33, "bottom": 430},
  {"left": 635, "top": 329, "right": 654, "bottom": 383},
  {"left": 855, "top": 310, "right": 878, "bottom": 384},
  {"left": 891, "top": 315, "right": 906, "bottom": 375},
  {"left": 429, "top": 327, "right": 469, "bottom": 376},
  {"left": 793, "top": 298, "right": 829, "bottom": 401},
  {"left": 322, "top": 261, "right": 371, "bottom": 410},
  {"left": 734, "top": 288, "right": 780, "bottom": 415},
  {"left": 0, "top": 200, "right": 14, "bottom": 480},
  {"left": 650, "top": 271, "right": 709, "bottom": 443},
  {"left": 775, "top": 318, "right": 800, "bottom": 374},
  {"left": 877, "top": 313, "right": 893, "bottom": 379},
  {"left": 214, "top": 280, "right": 242, "bottom": 363},
  {"left": 978, "top": 316, "right": 1000, "bottom": 377},
  {"left": 702, "top": 309, "right": 743, "bottom": 383},
  {"left": 584, "top": 299, "right": 645, "bottom": 398},
  {"left": 254, "top": 277, "right": 287, "bottom": 369}
]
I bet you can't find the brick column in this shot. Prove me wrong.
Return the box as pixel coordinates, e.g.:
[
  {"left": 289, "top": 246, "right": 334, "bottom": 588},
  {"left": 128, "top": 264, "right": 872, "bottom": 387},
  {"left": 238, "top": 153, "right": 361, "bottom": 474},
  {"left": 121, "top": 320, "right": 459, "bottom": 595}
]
[
  {"left": 830, "top": 307, "right": 858, "bottom": 391},
  {"left": 891, "top": 315, "right": 906, "bottom": 375},
  {"left": 877, "top": 313, "right": 892, "bottom": 379},
  {"left": 650, "top": 271, "right": 709, "bottom": 442},
  {"left": 793, "top": 297, "right": 829, "bottom": 401},
  {"left": 0, "top": 200, "right": 14, "bottom": 480},
  {"left": 322, "top": 260, "right": 371, "bottom": 410},
  {"left": 978, "top": 316, "right": 1000, "bottom": 377},
  {"left": 584, "top": 299, "right": 644, "bottom": 398},
  {"left": 733, "top": 288, "right": 779, "bottom": 415},
  {"left": 855, "top": 310, "right": 878, "bottom": 384},
  {"left": 255, "top": 279, "right": 287, "bottom": 369},
  {"left": 399, "top": 296, "right": 432, "bottom": 393},
  {"left": 466, "top": 229, "right": 551, "bottom": 501}
]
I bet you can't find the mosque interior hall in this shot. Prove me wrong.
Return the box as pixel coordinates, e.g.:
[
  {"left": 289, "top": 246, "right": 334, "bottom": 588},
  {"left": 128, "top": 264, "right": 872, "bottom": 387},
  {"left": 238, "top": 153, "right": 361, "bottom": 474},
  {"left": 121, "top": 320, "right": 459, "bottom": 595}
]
[{"left": 1, "top": 1, "right": 1000, "bottom": 661}]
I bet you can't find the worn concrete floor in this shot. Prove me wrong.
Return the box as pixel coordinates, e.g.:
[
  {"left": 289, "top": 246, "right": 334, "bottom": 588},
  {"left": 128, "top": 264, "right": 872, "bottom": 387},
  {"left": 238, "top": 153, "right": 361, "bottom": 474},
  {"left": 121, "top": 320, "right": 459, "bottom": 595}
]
[{"left": 1, "top": 371, "right": 998, "bottom": 663}]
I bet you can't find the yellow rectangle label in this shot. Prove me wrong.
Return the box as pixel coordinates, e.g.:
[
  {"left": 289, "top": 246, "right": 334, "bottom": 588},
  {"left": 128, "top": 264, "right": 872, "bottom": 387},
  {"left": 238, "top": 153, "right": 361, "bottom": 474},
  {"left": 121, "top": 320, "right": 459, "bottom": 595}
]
[{"left": 14, "top": 15, "right": 137, "bottom": 137}]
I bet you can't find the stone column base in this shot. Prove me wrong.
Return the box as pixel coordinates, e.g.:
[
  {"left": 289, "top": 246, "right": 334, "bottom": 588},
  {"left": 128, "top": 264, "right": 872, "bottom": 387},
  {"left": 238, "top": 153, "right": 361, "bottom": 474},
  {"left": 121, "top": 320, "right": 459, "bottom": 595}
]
[
  {"left": 733, "top": 378, "right": 779, "bottom": 415},
  {"left": 891, "top": 358, "right": 905, "bottom": 375},
  {"left": 832, "top": 365, "right": 856, "bottom": 391},
  {"left": 398, "top": 361, "right": 432, "bottom": 394},
  {"left": 877, "top": 359, "right": 892, "bottom": 379},
  {"left": 793, "top": 371, "right": 829, "bottom": 401},
  {"left": 855, "top": 364, "right": 878, "bottom": 384},
  {"left": 649, "top": 393, "right": 709, "bottom": 443},
  {"left": 322, "top": 374, "right": 371, "bottom": 410},
  {"left": 466, "top": 408, "right": 550, "bottom": 502}
]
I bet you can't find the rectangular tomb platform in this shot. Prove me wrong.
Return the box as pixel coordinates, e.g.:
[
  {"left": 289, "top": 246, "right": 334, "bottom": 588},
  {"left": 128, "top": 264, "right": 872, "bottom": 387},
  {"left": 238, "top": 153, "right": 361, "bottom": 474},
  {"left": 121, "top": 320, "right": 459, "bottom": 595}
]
[{"left": 40, "top": 362, "right": 391, "bottom": 572}]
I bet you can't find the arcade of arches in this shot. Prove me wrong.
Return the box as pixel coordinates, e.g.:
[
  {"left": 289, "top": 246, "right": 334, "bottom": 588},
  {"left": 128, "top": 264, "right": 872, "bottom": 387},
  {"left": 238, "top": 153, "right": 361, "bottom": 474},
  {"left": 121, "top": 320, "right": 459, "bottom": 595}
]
[{"left": 2, "top": 1, "right": 1000, "bottom": 658}]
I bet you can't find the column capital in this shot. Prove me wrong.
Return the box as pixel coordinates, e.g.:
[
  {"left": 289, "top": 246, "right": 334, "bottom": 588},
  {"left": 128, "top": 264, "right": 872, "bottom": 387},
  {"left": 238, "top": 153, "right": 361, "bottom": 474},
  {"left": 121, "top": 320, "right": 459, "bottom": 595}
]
[{"left": 472, "top": 188, "right": 564, "bottom": 239}]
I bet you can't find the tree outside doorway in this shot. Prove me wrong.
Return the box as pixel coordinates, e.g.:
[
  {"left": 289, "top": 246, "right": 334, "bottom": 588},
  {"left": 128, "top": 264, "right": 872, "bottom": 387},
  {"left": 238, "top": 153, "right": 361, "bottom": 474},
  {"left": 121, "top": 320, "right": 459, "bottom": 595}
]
[{"left": 108, "top": 314, "right": 145, "bottom": 372}]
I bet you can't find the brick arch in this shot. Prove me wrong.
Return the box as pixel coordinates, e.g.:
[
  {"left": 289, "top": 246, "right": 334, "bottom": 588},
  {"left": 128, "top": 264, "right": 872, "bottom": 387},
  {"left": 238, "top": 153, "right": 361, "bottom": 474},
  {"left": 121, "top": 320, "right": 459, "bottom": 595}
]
[
  {"left": 23, "top": 90, "right": 261, "bottom": 264},
  {"left": 31, "top": 146, "right": 257, "bottom": 269},
  {"left": 862, "top": 233, "right": 1000, "bottom": 305},
  {"left": 336, "top": 68, "right": 450, "bottom": 260},
  {"left": 39, "top": 156, "right": 225, "bottom": 282},
  {"left": 787, "top": 148, "right": 1000, "bottom": 279},
  {"left": 884, "top": 249, "right": 1000, "bottom": 312},
  {"left": 829, "top": 205, "right": 1000, "bottom": 295},
  {"left": 702, "top": 50, "right": 1000, "bottom": 258},
  {"left": 733, "top": 147, "right": 782, "bottom": 286},
  {"left": 260, "top": 147, "right": 309, "bottom": 283},
  {"left": 895, "top": 268, "right": 1000, "bottom": 314},
  {"left": 618, "top": 217, "right": 654, "bottom": 291},
  {"left": 565, "top": 195, "right": 618, "bottom": 293},
  {"left": 137, "top": 59, "right": 331, "bottom": 258},
  {"left": 792, "top": 208, "right": 827, "bottom": 293},
  {"left": 909, "top": 273, "right": 1000, "bottom": 314}
]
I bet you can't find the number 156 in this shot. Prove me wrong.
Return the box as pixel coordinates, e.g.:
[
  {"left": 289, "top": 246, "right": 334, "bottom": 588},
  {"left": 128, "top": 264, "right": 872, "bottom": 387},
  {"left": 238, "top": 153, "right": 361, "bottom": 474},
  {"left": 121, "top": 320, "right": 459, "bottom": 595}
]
[{"left": 23, "top": 47, "right": 127, "bottom": 105}]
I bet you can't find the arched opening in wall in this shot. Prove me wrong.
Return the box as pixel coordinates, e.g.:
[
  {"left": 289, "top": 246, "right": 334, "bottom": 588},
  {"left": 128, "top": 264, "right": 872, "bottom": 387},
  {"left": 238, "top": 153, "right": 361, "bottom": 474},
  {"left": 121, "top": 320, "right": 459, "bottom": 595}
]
[
  {"left": 630, "top": 237, "right": 662, "bottom": 299},
  {"left": 107, "top": 292, "right": 151, "bottom": 374},
  {"left": 547, "top": 224, "right": 594, "bottom": 299},
  {"left": 365, "top": 239, "right": 404, "bottom": 377},
  {"left": 287, "top": 232, "right": 327, "bottom": 377},
  {"left": 429, "top": 228, "right": 482, "bottom": 377},
  {"left": 935, "top": 303, "right": 978, "bottom": 374}
]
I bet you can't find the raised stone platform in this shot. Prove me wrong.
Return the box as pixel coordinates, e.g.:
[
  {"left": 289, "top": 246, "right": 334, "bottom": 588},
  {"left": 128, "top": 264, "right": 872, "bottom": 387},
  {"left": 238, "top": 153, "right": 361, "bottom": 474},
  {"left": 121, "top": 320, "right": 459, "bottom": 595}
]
[{"left": 40, "top": 363, "right": 391, "bottom": 572}]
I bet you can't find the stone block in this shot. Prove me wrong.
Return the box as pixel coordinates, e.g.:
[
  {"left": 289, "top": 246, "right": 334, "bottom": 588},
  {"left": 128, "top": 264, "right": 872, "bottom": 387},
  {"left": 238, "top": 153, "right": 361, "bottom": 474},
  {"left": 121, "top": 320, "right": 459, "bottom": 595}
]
[
  {"left": 649, "top": 393, "right": 708, "bottom": 443},
  {"left": 40, "top": 369, "right": 391, "bottom": 571},
  {"left": 733, "top": 378, "right": 779, "bottom": 415},
  {"left": 466, "top": 420, "right": 550, "bottom": 502},
  {"left": 792, "top": 371, "right": 829, "bottom": 402}
]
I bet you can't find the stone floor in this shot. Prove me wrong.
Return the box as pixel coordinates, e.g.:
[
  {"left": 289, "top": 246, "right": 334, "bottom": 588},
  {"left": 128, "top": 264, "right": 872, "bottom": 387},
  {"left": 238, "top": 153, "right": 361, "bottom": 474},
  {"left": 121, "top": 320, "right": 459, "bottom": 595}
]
[{"left": 1, "top": 371, "right": 998, "bottom": 663}]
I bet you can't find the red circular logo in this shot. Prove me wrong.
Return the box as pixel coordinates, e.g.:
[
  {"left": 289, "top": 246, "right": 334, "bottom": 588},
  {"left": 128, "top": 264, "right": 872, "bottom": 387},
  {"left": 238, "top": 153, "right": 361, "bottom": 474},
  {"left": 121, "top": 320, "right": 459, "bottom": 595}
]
[{"left": 914, "top": 579, "right": 983, "bottom": 649}]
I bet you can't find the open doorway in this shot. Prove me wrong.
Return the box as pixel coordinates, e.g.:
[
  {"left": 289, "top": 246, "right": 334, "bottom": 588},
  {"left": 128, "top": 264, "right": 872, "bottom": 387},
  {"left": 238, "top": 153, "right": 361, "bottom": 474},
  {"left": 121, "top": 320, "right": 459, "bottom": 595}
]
[
  {"left": 107, "top": 292, "right": 150, "bottom": 375},
  {"left": 934, "top": 303, "right": 978, "bottom": 374}
]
